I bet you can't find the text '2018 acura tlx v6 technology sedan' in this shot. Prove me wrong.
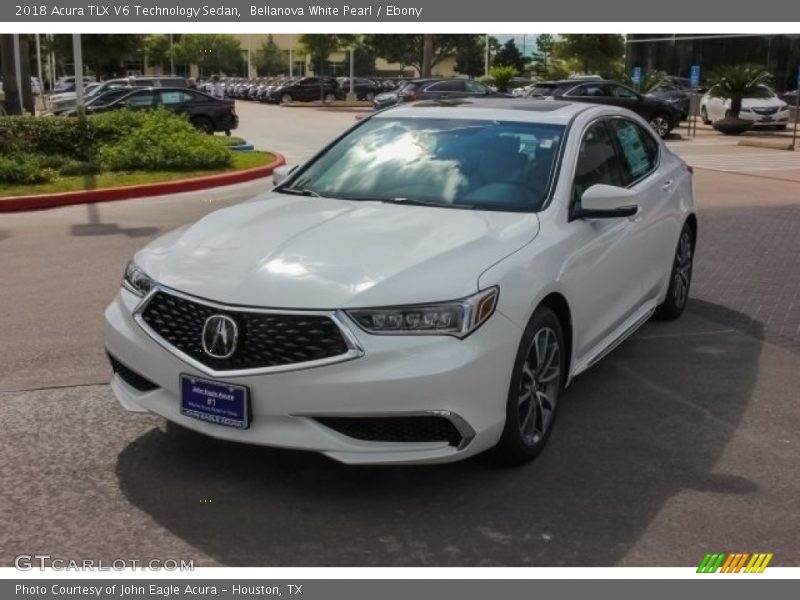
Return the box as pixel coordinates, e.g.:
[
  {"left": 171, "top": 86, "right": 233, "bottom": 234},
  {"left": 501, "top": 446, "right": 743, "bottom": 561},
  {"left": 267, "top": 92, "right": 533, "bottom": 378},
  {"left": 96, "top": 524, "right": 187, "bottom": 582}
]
[{"left": 105, "top": 99, "right": 696, "bottom": 465}]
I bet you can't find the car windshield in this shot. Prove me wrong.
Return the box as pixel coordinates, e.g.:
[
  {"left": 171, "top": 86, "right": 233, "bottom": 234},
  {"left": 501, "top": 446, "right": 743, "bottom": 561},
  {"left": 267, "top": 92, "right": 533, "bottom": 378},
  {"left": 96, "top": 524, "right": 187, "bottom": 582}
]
[{"left": 287, "top": 117, "right": 565, "bottom": 212}]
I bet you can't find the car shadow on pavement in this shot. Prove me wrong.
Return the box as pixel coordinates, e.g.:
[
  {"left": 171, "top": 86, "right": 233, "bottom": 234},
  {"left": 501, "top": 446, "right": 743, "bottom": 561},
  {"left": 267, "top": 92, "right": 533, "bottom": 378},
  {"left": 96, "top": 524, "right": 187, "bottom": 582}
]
[
  {"left": 70, "top": 204, "right": 161, "bottom": 238},
  {"left": 115, "top": 299, "right": 761, "bottom": 566}
]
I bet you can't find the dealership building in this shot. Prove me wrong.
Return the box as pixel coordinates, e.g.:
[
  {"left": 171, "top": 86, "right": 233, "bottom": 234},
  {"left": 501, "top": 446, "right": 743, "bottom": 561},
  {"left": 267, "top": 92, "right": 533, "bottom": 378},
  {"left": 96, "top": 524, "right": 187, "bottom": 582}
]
[{"left": 626, "top": 34, "right": 800, "bottom": 91}]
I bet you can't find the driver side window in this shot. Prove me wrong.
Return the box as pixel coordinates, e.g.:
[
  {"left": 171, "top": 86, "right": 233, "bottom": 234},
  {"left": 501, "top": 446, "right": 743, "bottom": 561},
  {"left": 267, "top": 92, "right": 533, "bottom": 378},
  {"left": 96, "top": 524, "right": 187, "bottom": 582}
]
[{"left": 572, "top": 122, "right": 623, "bottom": 207}]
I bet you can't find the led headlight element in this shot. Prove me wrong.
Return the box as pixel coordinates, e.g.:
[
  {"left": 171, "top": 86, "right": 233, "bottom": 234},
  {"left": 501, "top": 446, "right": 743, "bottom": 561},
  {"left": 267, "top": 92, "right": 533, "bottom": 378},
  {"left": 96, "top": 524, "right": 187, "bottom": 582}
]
[
  {"left": 122, "top": 261, "right": 155, "bottom": 296},
  {"left": 347, "top": 287, "right": 499, "bottom": 338}
]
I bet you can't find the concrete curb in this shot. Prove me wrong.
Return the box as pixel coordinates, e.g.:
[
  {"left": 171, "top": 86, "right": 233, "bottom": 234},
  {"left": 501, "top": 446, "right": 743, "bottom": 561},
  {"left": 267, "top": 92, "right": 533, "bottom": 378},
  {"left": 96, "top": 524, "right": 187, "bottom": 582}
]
[
  {"left": 0, "top": 153, "right": 285, "bottom": 213},
  {"left": 737, "top": 139, "right": 795, "bottom": 151}
]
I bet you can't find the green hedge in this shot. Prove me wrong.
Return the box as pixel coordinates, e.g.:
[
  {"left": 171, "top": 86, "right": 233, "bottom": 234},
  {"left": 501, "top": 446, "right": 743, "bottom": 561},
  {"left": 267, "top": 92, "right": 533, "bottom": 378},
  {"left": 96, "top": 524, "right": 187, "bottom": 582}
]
[{"left": 0, "top": 109, "right": 232, "bottom": 184}]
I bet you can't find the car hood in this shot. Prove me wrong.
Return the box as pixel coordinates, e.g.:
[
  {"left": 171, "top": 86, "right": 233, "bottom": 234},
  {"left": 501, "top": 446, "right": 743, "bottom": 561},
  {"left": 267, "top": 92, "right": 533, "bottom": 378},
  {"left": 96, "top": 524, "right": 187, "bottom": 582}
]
[
  {"left": 741, "top": 96, "right": 787, "bottom": 108},
  {"left": 135, "top": 194, "right": 539, "bottom": 309}
]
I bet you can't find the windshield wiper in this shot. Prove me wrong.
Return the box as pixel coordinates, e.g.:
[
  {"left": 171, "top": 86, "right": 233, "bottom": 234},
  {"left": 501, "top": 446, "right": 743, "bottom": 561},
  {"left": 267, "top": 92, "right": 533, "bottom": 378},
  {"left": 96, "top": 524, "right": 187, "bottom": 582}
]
[
  {"left": 338, "top": 195, "right": 477, "bottom": 209},
  {"left": 276, "top": 187, "right": 322, "bottom": 198}
]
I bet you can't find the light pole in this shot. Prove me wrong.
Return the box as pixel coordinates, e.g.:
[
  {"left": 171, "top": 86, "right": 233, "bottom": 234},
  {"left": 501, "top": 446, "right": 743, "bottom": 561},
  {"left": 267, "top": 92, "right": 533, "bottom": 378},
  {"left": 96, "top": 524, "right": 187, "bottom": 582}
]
[
  {"left": 169, "top": 34, "right": 175, "bottom": 74},
  {"left": 346, "top": 46, "right": 356, "bottom": 101},
  {"left": 72, "top": 33, "right": 84, "bottom": 115},
  {"left": 484, "top": 34, "right": 489, "bottom": 78}
]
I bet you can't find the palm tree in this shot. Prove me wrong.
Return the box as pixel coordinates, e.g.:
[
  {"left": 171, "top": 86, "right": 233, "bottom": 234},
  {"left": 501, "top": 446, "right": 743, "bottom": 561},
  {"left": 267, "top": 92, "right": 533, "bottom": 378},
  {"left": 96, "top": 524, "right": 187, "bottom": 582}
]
[{"left": 706, "top": 64, "right": 773, "bottom": 119}]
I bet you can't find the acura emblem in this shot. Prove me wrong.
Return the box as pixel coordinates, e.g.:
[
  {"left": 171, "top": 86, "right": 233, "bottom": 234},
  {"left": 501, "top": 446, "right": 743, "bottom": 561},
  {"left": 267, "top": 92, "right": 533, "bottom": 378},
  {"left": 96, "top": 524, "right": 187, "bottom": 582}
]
[{"left": 202, "top": 315, "right": 238, "bottom": 359}]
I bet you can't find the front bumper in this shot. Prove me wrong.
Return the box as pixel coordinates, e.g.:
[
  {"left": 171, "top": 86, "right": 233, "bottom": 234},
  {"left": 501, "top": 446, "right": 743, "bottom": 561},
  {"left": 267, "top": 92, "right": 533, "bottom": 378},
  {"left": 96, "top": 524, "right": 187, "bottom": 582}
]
[
  {"left": 104, "top": 289, "right": 521, "bottom": 464},
  {"left": 739, "top": 109, "right": 790, "bottom": 127}
]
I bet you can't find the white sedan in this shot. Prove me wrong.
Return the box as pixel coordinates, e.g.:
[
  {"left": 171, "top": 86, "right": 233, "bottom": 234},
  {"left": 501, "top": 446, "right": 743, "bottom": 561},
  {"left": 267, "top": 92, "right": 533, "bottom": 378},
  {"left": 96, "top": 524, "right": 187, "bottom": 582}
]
[
  {"left": 105, "top": 99, "right": 696, "bottom": 465},
  {"left": 700, "top": 86, "right": 790, "bottom": 129}
]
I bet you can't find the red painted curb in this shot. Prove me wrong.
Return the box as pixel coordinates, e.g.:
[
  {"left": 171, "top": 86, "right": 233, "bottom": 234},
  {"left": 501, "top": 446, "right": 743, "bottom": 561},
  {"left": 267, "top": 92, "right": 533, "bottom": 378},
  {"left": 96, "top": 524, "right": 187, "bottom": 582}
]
[{"left": 0, "top": 153, "right": 285, "bottom": 213}]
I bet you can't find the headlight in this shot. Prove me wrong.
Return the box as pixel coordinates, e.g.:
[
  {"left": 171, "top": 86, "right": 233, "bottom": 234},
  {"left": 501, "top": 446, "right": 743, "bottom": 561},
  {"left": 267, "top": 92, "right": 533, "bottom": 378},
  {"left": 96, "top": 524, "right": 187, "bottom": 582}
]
[
  {"left": 122, "top": 261, "right": 154, "bottom": 296},
  {"left": 740, "top": 108, "right": 752, "bottom": 113},
  {"left": 347, "top": 287, "right": 498, "bottom": 339}
]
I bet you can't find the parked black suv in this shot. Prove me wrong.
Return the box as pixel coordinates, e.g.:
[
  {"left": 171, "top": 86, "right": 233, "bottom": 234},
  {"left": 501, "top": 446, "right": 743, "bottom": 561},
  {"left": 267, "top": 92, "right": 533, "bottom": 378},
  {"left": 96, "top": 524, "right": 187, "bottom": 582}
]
[
  {"left": 525, "top": 79, "right": 682, "bottom": 138},
  {"left": 373, "top": 78, "right": 501, "bottom": 110},
  {"left": 81, "top": 87, "right": 238, "bottom": 134},
  {"left": 267, "top": 77, "right": 339, "bottom": 104}
]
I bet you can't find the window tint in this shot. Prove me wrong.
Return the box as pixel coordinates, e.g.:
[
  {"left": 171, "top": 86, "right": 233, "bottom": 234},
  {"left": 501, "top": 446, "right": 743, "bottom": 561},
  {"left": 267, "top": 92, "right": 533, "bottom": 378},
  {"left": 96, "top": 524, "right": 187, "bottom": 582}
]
[
  {"left": 569, "top": 84, "right": 611, "bottom": 98},
  {"left": 610, "top": 85, "right": 638, "bottom": 99},
  {"left": 573, "top": 122, "right": 623, "bottom": 203},
  {"left": 121, "top": 91, "right": 155, "bottom": 107},
  {"left": 159, "top": 90, "right": 190, "bottom": 104},
  {"left": 426, "top": 80, "right": 464, "bottom": 92},
  {"left": 527, "top": 85, "right": 557, "bottom": 97},
  {"left": 464, "top": 80, "right": 488, "bottom": 94},
  {"left": 608, "top": 119, "right": 659, "bottom": 184}
]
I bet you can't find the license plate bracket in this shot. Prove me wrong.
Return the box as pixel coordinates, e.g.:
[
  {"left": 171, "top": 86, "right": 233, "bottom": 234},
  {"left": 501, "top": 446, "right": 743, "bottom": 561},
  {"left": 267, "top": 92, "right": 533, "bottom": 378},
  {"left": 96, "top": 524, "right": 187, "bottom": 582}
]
[{"left": 180, "top": 375, "right": 250, "bottom": 429}]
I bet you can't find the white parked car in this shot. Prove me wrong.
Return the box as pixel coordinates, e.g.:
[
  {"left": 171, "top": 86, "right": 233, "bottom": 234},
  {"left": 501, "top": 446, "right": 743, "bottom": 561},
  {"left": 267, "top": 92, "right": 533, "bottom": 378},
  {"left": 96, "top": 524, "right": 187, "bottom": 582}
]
[
  {"left": 700, "top": 85, "right": 790, "bottom": 129},
  {"left": 105, "top": 99, "right": 696, "bottom": 465}
]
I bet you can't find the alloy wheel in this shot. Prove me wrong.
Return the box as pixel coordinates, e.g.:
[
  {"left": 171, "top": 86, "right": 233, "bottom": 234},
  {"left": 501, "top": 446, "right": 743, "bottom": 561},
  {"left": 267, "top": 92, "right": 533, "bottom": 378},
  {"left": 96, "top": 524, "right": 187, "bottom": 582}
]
[
  {"left": 517, "top": 327, "right": 560, "bottom": 446},
  {"left": 650, "top": 116, "right": 670, "bottom": 138},
  {"left": 672, "top": 230, "right": 693, "bottom": 309}
]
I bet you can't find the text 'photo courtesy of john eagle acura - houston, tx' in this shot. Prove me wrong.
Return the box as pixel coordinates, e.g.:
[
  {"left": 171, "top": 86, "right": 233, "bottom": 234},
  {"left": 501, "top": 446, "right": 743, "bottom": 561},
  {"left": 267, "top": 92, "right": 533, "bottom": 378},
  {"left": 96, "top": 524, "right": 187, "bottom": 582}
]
[{"left": 105, "top": 98, "right": 696, "bottom": 465}]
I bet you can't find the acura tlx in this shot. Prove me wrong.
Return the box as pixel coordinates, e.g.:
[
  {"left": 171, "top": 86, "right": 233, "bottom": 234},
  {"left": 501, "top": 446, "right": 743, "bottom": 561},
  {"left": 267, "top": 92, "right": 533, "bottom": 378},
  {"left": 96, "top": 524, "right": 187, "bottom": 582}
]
[{"left": 105, "top": 99, "right": 696, "bottom": 465}]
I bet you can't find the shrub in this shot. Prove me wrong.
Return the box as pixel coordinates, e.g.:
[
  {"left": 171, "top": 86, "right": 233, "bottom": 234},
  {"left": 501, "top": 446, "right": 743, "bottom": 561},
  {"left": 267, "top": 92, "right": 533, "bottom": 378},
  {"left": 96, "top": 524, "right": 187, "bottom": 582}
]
[
  {"left": 489, "top": 65, "right": 520, "bottom": 93},
  {"left": 0, "top": 116, "right": 94, "bottom": 159},
  {"left": 99, "top": 109, "right": 232, "bottom": 171},
  {"left": 0, "top": 153, "right": 57, "bottom": 184}
]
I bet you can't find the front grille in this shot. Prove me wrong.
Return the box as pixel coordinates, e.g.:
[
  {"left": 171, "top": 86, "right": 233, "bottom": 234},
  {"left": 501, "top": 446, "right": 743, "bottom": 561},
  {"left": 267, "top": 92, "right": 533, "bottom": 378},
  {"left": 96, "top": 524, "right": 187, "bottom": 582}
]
[
  {"left": 752, "top": 107, "right": 778, "bottom": 115},
  {"left": 315, "top": 416, "right": 464, "bottom": 447},
  {"left": 107, "top": 353, "right": 159, "bottom": 392},
  {"left": 140, "top": 291, "right": 350, "bottom": 372}
]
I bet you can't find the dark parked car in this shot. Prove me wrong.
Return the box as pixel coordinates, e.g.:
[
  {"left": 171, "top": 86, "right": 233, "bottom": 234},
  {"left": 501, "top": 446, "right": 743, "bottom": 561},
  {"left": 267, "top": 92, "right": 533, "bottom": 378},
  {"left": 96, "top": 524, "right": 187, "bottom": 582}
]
[
  {"left": 781, "top": 89, "right": 799, "bottom": 106},
  {"left": 525, "top": 79, "right": 682, "bottom": 138},
  {"left": 82, "top": 87, "right": 238, "bottom": 134},
  {"left": 267, "top": 77, "right": 339, "bottom": 104},
  {"left": 372, "top": 78, "right": 501, "bottom": 110},
  {"left": 647, "top": 81, "right": 691, "bottom": 120},
  {"left": 336, "top": 77, "right": 379, "bottom": 101}
]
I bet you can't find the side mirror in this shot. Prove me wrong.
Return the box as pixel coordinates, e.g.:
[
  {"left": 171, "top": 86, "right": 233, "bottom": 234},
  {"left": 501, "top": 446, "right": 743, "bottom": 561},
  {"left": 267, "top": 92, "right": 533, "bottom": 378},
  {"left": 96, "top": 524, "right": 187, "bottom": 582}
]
[
  {"left": 575, "top": 184, "right": 638, "bottom": 219},
  {"left": 273, "top": 164, "right": 298, "bottom": 186}
]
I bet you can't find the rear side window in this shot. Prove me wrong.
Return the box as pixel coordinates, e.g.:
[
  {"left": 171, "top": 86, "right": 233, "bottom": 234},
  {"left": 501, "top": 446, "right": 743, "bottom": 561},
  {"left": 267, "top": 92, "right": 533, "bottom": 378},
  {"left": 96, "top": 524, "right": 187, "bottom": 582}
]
[
  {"left": 527, "top": 85, "right": 557, "bottom": 97},
  {"left": 608, "top": 119, "right": 659, "bottom": 184},
  {"left": 426, "top": 81, "right": 464, "bottom": 92}
]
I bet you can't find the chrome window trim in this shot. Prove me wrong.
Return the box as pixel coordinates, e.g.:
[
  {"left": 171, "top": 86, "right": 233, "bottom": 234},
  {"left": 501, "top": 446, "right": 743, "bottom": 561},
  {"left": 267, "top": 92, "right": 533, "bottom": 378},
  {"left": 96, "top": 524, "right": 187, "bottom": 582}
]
[
  {"left": 298, "top": 409, "right": 476, "bottom": 450},
  {"left": 132, "top": 284, "right": 365, "bottom": 378}
]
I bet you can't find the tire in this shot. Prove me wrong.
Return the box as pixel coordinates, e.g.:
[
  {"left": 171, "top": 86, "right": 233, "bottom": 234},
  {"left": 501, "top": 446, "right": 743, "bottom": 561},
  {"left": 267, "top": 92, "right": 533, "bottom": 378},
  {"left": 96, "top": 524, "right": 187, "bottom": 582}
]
[
  {"left": 493, "top": 306, "right": 565, "bottom": 466},
  {"left": 701, "top": 106, "right": 711, "bottom": 125},
  {"left": 365, "top": 91, "right": 375, "bottom": 102},
  {"left": 654, "top": 222, "right": 694, "bottom": 320},
  {"left": 323, "top": 92, "right": 336, "bottom": 104},
  {"left": 775, "top": 124, "right": 787, "bottom": 130},
  {"left": 280, "top": 93, "right": 292, "bottom": 104},
  {"left": 649, "top": 113, "right": 671, "bottom": 138},
  {"left": 191, "top": 117, "right": 214, "bottom": 135}
]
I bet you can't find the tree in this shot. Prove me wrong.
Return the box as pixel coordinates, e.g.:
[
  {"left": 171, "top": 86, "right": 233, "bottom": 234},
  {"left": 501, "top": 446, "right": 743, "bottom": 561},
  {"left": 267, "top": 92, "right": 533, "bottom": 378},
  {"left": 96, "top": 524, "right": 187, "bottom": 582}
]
[
  {"left": 621, "top": 69, "right": 670, "bottom": 93},
  {"left": 342, "top": 43, "right": 377, "bottom": 76},
  {"left": 536, "top": 34, "right": 555, "bottom": 70},
  {"left": 143, "top": 34, "right": 173, "bottom": 73},
  {"left": 493, "top": 38, "right": 525, "bottom": 73},
  {"left": 489, "top": 65, "right": 519, "bottom": 93},
  {"left": 365, "top": 34, "right": 479, "bottom": 76},
  {"left": 298, "top": 34, "right": 355, "bottom": 75},
  {"left": 173, "top": 34, "right": 243, "bottom": 77},
  {"left": 253, "top": 35, "right": 286, "bottom": 76},
  {"left": 454, "top": 36, "right": 485, "bottom": 79},
  {"left": 707, "top": 64, "right": 773, "bottom": 118},
  {"left": 555, "top": 34, "right": 625, "bottom": 76}
]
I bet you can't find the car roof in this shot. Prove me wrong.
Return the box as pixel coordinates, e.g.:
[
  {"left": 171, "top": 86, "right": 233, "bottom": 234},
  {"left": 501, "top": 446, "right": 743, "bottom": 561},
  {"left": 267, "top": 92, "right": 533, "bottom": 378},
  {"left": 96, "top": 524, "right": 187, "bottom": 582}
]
[{"left": 372, "top": 98, "right": 599, "bottom": 125}]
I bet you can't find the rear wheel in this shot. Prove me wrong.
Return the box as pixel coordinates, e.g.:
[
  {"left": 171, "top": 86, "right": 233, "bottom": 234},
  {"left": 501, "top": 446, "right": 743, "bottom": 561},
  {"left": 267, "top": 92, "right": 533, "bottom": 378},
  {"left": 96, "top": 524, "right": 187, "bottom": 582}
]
[
  {"left": 191, "top": 117, "right": 214, "bottom": 135},
  {"left": 493, "top": 306, "right": 564, "bottom": 465},
  {"left": 365, "top": 91, "right": 375, "bottom": 102},
  {"left": 323, "top": 92, "right": 336, "bottom": 104},
  {"left": 655, "top": 222, "right": 694, "bottom": 320}
]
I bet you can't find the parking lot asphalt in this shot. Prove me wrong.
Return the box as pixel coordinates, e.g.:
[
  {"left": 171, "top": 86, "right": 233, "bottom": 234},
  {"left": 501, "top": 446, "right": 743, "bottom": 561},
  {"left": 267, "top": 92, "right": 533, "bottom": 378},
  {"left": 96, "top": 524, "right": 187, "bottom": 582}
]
[{"left": 1, "top": 102, "right": 799, "bottom": 566}]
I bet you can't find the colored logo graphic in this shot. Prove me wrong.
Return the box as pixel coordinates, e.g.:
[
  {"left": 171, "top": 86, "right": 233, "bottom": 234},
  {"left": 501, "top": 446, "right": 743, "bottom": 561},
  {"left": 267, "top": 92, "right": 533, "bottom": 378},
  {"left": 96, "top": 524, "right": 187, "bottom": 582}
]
[{"left": 697, "top": 552, "right": 773, "bottom": 573}]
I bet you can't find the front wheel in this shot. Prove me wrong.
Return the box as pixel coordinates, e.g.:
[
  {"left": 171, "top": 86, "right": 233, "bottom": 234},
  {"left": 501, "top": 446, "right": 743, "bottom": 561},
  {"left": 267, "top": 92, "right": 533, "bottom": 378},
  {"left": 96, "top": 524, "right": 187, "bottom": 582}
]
[
  {"left": 280, "top": 93, "right": 292, "bottom": 104},
  {"left": 701, "top": 106, "right": 711, "bottom": 125},
  {"left": 323, "top": 92, "right": 336, "bottom": 104},
  {"left": 655, "top": 222, "right": 694, "bottom": 320},
  {"left": 493, "top": 306, "right": 565, "bottom": 465},
  {"left": 649, "top": 113, "right": 671, "bottom": 138},
  {"left": 191, "top": 117, "right": 214, "bottom": 135}
]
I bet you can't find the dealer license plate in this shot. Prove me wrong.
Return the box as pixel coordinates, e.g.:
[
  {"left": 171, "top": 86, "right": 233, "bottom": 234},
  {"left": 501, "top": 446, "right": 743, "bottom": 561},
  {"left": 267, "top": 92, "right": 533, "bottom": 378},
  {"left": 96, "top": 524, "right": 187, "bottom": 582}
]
[{"left": 180, "top": 375, "right": 250, "bottom": 429}]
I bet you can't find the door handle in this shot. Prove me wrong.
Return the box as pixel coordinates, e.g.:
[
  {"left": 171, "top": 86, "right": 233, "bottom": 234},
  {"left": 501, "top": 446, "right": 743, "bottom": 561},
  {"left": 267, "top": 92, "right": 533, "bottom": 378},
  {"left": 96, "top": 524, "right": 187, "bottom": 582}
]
[{"left": 661, "top": 180, "right": 673, "bottom": 191}]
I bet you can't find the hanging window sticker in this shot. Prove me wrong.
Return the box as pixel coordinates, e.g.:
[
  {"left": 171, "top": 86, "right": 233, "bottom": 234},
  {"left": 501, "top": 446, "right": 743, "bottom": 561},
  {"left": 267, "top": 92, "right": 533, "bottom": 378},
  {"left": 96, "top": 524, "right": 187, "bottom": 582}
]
[{"left": 614, "top": 121, "right": 651, "bottom": 179}]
